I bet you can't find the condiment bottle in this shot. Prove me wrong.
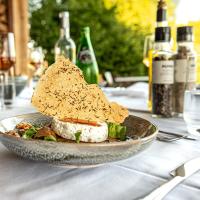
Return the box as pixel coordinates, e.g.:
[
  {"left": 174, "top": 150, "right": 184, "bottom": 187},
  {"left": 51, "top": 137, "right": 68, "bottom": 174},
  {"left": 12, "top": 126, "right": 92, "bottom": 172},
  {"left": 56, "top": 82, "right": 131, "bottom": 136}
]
[
  {"left": 147, "top": 0, "right": 169, "bottom": 112},
  {"left": 174, "top": 26, "right": 196, "bottom": 115},
  {"left": 152, "top": 27, "right": 174, "bottom": 118}
]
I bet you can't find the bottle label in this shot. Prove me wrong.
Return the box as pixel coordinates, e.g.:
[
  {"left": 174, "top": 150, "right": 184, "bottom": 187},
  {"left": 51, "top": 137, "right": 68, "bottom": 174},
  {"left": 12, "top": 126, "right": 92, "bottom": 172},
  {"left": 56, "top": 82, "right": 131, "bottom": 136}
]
[
  {"left": 175, "top": 59, "right": 187, "bottom": 82},
  {"left": 152, "top": 60, "right": 174, "bottom": 84},
  {"left": 78, "top": 48, "right": 92, "bottom": 65},
  {"left": 188, "top": 56, "right": 196, "bottom": 82}
]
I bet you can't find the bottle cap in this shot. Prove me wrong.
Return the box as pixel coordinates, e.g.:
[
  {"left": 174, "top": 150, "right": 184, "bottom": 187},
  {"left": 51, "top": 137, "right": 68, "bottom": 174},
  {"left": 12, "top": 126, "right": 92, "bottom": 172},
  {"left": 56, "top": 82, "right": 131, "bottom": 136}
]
[
  {"left": 155, "top": 27, "right": 171, "bottom": 42},
  {"left": 177, "top": 26, "right": 193, "bottom": 42}
]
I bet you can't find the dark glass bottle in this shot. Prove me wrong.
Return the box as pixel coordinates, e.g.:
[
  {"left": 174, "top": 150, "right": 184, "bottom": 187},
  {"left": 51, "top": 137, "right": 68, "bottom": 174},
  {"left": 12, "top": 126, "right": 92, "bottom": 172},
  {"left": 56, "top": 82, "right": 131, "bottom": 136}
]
[{"left": 76, "top": 27, "right": 99, "bottom": 84}]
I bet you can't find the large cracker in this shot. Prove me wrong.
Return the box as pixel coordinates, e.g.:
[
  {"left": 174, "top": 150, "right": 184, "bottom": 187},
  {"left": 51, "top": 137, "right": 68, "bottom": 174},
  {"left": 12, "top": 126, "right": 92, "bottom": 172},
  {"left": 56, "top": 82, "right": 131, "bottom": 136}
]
[{"left": 31, "top": 57, "right": 128, "bottom": 123}]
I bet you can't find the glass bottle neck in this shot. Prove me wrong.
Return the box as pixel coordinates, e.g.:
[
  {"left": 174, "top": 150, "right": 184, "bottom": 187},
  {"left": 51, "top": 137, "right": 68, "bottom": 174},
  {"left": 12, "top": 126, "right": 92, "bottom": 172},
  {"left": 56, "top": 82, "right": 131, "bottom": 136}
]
[
  {"left": 156, "top": 3, "right": 168, "bottom": 27},
  {"left": 60, "top": 27, "right": 70, "bottom": 39},
  {"left": 81, "top": 31, "right": 90, "bottom": 39}
]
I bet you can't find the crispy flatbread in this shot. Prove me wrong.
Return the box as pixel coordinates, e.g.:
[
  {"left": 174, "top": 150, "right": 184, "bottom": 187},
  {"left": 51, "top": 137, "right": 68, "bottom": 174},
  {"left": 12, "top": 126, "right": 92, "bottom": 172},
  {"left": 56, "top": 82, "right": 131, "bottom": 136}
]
[{"left": 31, "top": 56, "right": 128, "bottom": 123}]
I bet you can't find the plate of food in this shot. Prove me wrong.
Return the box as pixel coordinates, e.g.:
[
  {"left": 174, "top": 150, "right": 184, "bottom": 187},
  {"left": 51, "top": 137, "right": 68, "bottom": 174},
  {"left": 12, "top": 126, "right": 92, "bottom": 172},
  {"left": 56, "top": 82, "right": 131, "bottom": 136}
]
[{"left": 0, "top": 57, "right": 158, "bottom": 167}]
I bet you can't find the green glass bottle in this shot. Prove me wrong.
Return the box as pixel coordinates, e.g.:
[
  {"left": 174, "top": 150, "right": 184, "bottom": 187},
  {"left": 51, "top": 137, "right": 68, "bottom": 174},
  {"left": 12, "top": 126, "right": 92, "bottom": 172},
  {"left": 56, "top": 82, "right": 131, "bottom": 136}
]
[{"left": 76, "top": 27, "right": 99, "bottom": 84}]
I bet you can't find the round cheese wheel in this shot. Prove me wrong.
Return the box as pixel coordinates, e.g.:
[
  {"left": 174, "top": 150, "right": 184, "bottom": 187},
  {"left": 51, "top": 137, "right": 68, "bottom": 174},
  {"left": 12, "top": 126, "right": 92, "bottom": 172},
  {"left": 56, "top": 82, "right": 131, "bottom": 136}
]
[{"left": 52, "top": 118, "right": 108, "bottom": 143}]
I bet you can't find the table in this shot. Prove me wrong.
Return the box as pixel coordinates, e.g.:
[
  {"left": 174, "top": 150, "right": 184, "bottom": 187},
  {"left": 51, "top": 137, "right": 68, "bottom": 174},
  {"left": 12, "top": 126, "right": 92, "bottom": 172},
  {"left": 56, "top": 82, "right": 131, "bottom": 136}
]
[{"left": 0, "top": 86, "right": 200, "bottom": 200}]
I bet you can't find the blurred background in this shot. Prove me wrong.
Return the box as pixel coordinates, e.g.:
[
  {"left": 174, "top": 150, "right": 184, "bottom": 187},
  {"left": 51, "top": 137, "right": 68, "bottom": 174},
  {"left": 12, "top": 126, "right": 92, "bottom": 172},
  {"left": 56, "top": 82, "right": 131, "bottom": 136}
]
[
  {"left": 27, "top": 0, "right": 200, "bottom": 76},
  {"left": 29, "top": 0, "right": 174, "bottom": 76},
  {"left": 1, "top": 0, "right": 200, "bottom": 79}
]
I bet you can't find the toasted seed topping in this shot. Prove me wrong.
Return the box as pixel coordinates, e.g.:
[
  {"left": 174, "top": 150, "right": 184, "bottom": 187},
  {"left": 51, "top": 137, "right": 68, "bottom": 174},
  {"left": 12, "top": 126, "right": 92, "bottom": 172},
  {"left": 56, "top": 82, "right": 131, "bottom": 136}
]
[{"left": 31, "top": 56, "right": 128, "bottom": 123}]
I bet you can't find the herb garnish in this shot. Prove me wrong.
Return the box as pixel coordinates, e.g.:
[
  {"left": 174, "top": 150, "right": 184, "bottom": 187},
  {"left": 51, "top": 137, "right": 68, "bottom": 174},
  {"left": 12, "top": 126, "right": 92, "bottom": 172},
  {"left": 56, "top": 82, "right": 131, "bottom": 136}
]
[
  {"left": 75, "top": 131, "right": 82, "bottom": 143},
  {"left": 108, "top": 123, "right": 126, "bottom": 141},
  {"left": 22, "top": 127, "right": 37, "bottom": 139},
  {"left": 44, "top": 135, "right": 57, "bottom": 142}
]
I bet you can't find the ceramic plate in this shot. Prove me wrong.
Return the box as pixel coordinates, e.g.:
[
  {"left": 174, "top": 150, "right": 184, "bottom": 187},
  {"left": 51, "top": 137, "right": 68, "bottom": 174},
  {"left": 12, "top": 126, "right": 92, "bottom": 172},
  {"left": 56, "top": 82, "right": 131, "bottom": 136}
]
[{"left": 0, "top": 113, "right": 158, "bottom": 167}]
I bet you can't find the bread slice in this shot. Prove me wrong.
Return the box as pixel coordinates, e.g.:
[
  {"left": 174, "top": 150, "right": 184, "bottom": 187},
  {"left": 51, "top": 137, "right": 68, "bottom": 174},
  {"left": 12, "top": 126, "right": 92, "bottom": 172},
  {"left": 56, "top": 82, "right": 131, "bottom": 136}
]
[{"left": 31, "top": 56, "right": 128, "bottom": 123}]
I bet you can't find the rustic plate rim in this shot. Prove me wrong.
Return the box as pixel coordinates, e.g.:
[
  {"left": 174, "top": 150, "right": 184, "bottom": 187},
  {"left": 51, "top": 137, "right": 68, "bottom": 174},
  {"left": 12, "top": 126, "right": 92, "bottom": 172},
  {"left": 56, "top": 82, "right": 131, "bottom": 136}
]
[{"left": 0, "top": 112, "right": 158, "bottom": 147}]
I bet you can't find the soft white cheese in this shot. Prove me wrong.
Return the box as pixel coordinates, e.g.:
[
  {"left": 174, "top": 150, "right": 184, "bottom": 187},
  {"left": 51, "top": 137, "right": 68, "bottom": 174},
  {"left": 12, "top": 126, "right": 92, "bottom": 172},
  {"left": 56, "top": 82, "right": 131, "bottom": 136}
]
[{"left": 52, "top": 118, "right": 108, "bottom": 143}]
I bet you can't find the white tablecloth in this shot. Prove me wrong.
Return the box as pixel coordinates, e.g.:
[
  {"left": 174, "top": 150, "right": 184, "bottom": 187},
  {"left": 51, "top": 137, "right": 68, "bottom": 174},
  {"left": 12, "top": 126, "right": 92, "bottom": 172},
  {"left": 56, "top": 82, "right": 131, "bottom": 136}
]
[{"left": 0, "top": 85, "right": 200, "bottom": 200}]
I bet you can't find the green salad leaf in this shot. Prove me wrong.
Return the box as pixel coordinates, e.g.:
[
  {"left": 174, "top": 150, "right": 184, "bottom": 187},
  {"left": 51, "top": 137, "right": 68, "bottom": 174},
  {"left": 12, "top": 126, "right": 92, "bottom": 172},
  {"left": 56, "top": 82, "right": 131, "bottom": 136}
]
[
  {"left": 44, "top": 135, "right": 57, "bottom": 142},
  {"left": 22, "top": 127, "right": 37, "bottom": 139},
  {"left": 108, "top": 123, "right": 127, "bottom": 141},
  {"left": 75, "top": 131, "right": 82, "bottom": 143}
]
